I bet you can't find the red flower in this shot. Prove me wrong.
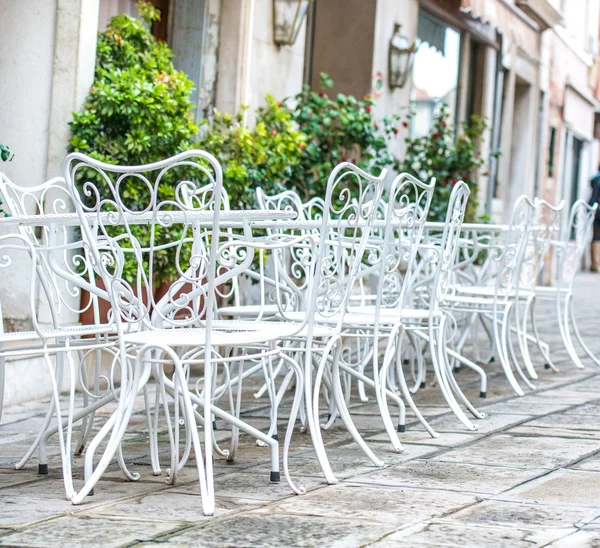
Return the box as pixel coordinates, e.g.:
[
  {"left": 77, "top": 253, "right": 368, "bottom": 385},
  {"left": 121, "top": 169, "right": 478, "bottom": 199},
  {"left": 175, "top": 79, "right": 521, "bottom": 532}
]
[
  {"left": 402, "top": 121, "right": 409, "bottom": 128},
  {"left": 441, "top": 120, "right": 447, "bottom": 128},
  {"left": 271, "top": 129, "right": 277, "bottom": 136},
  {"left": 433, "top": 132, "right": 440, "bottom": 139},
  {"left": 318, "top": 92, "right": 325, "bottom": 97},
  {"left": 365, "top": 106, "right": 372, "bottom": 114},
  {"left": 393, "top": 128, "right": 399, "bottom": 135},
  {"left": 342, "top": 155, "right": 348, "bottom": 162},
  {"left": 451, "top": 179, "right": 457, "bottom": 185},
  {"left": 299, "top": 142, "right": 306, "bottom": 150}
]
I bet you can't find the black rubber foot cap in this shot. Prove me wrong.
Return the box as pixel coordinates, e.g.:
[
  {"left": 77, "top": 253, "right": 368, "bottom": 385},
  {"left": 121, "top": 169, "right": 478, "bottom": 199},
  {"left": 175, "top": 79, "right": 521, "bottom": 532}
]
[
  {"left": 397, "top": 424, "right": 406, "bottom": 433},
  {"left": 489, "top": 356, "right": 495, "bottom": 363},
  {"left": 212, "top": 420, "right": 217, "bottom": 430},
  {"left": 403, "top": 359, "right": 409, "bottom": 365},
  {"left": 420, "top": 381, "right": 426, "bottom": 389},
  {"left": 88, "top": 488, "right": 94, "bottom": 496},
  {"left": 270, "top": 471, "right": 280, "bottom": 483},
  {"left": 38, "top": 464, "right": 48, "bottom": 475},
  {"left": 455, "top": 366, "right": 462, "bottom": 373},
  {"left": 480, "top": 391, "right": 487, "bottom": 399},
  {"left": 327, "top": 413, "right": 332, "bottom": 422},
  {"left": 544, "top": 363, "right": 551, "bottom": 370},
  {"left": 271, "top": 434, "right": 279, "bottom": 441}
]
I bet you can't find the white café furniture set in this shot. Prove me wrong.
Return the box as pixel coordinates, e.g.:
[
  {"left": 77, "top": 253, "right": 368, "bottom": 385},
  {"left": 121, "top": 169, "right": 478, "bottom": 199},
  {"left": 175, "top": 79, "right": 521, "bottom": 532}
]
[{"left": 0, "top": 150, "right": 597, "bottom": 515}]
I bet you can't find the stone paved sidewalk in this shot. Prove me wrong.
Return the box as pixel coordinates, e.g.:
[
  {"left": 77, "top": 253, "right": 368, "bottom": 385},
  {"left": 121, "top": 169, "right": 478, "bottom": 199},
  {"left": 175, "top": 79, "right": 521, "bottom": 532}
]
[{"left": 1, "top": 274, "right": 600, "bottom": 547}]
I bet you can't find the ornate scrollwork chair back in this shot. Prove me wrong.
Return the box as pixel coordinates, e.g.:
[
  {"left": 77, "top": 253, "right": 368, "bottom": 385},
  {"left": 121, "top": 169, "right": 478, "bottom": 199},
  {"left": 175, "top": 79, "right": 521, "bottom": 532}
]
[
  {"left": 558, "top": 199, "right": 598, "bottom": 287},
  {"left": 520, "top": 198, "right": 564, "bottom": 287},
  {"left": 494, "top": 195, "right": 536, "bottom": 295},
  {"left": 310, "top": 162, "right": 387, "bottom": 329},
  {"left": 378, "top": 173, "right": 435, "bottom": 312},
  {"left": 431, "top": 181, "right": 471, "bottom": 308},
  {"left": 0, "top": 174, "right": 100, "bottom": 327},
  {"left": 64, "top": 150, "right": 228, "bottom": 335}
]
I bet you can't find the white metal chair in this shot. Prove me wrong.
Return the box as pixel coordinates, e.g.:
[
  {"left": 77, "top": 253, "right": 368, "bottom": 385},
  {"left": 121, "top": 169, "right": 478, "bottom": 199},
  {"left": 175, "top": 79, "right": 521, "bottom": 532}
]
[
  {"left": 0, "top": 173, "right": 119, "bottom": 478},
  {"left": 532, "top": 199, "right": 598, "bottom": 369}
]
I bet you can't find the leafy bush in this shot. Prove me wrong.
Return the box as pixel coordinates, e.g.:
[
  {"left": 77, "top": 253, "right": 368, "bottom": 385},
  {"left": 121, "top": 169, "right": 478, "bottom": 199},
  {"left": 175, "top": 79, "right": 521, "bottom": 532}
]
[
  {"left": 284, "top": 74, "right": 398, "bottom": 200},
  {"left": 0, "top": 143, "right": 13, "bottom": 162},
  {"left": 68, "top": 2, "right": 199, "bottom": 283},
  {"left": 398, "top": 106, "right": 490, "bottom": 222},
  {"left": 197, "top": 96, "right": 306, "bottom": 209}
]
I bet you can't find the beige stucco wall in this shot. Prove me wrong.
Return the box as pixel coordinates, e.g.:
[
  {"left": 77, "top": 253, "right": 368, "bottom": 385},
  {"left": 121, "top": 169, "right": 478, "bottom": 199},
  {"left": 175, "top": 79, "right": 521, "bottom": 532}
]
[
  {"left": 371, "top": 0, "right": 420, "bottom": 164},
  {"left": 215, "top": 0, "right": 307, "bottom": 122}
]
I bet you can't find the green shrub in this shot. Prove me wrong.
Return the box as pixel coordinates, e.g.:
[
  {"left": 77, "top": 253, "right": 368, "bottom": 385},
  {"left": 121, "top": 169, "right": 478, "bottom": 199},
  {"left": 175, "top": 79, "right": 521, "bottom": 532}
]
[
  {"left": 197, "top": 96, "right": 306, "bottom": 209},
  {"left": 398, "top": 105, "right": 491, "bottom": 223},
  {"left": 0, "top": 143, "right": 13, "bottom": 162},
  {"left": 68, "top": 2, "right": 199, "bottom": 284},
  {"left": 284, "top": 73, "right": 398, "bottom": 200}
]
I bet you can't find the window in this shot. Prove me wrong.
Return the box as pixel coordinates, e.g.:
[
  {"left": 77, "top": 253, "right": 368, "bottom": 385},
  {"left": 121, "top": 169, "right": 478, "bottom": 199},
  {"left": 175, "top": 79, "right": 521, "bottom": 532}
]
[
  {"left": 548, "top": 127, "right": 556, "bottom": 178},
  {"left": 411, "top": 11, "right": 461, "bottom": 138},
  {"left": 570, "top": 136, "right": 584, "bottom": 207}
]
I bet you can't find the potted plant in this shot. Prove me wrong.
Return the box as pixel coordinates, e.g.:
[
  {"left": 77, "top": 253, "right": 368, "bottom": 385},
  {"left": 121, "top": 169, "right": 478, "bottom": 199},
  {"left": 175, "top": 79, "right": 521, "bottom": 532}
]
[{"left": 69, "top": 1, "right": 200, "bottom": 323}]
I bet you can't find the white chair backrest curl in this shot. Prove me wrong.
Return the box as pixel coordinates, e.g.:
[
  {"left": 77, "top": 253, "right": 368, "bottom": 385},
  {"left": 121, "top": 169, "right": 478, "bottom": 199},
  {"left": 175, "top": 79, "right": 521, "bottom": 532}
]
[
  {"left": 558, "top": 199, "right": 598, "bottom": 287},
  {"left": 64, "top": 150, "right": 228, "bottom": 335}
]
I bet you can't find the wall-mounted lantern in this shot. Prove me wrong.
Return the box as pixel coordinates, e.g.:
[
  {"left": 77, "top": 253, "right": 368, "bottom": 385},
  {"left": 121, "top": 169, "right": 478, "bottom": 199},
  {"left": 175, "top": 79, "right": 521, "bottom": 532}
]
[
  {"left": 388, "top": 23, "right": 417, "bottom": 89},
  {"left": 272, "top": 0, "right": 312, "bottom": 47}
]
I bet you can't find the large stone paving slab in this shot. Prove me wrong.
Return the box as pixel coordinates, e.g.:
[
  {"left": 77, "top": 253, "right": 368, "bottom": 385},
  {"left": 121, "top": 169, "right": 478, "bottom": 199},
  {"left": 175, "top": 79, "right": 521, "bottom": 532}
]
[
  {"left": 349, "top": 461, "right": 547, "bottom": 495},
  {"left": 246, "top": 443, "right": 442, "bottom": 480},
  {"left": 431, "top": 434, "right": 600, "bottom": 468},
  {"left": 565, "top": 401, "right": 600, "bottom": 416},
  {"left": 371, "top": 521, "right": 575, "bottom": 547},
  {"left": 570, "top": 453, "right": 600, "bottom": 472},
  {"left": 162, "top": 514, "right": 394, "bottom": 547},
  {"left": 449, "top": 500, "right": 600, "bottom": 528},
  {"left": 427, "top": 413, "right": 532, "bottom": 434},
  {"left": 255, "top": 484, "right": 476, "bottom": 527},
  {"left": 170, "top": 471, "right": 324, "bottom": 502},
  {"left": 366, "top": 430, "right": 481, "bottom": 447},
  {"left": 478, "top": 399, "right": 572, "bottom": 416},
  {"left": 508, "top": 412, "right": 600, "bottom": 440},
  {"left": 0, "top": 516, "right": 179, "bottom": 547},
  {"left": 549, "top": 529, "right": 600, "bottom": 547},
  {"left": 82, "top": 491, "right": 238, "bottom": 522},
  {"left": 498, "top": 469, "right": 600, "bottom": 507}
]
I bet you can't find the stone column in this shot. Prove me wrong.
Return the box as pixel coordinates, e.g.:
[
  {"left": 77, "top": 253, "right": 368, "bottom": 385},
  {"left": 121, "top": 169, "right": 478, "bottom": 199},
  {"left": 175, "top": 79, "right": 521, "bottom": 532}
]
[{"left": 45, "top": 0, "right": 100, "bottom": 181}]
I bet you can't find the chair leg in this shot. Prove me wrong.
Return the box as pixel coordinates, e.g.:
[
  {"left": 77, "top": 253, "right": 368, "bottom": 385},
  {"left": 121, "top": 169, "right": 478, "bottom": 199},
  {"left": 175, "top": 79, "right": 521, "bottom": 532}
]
[
  {"left": 15, "top": 351, "right": 64, "bottom": 473},
  {"left": 328, "top": 342, "right": 385, "bottom": 467},
  {"left": 428, "top": 319, "right": 477, "bottom": 431},
  {"left": 439, "top": 333, "right": 485, "bottom": 420},
  {"left": 563, "top": 292, "right": 593, "bottom": 368},
  {"left": 278, "top": 353, "right": 307, "bottom": 495},
  {"left": 394, "top": 330, "right": 438, "bottom": 438},
  {"left": 408, "top": 331, "right": 426, "bottom": 394},
  {"left": 506, "top": 305, "right": 535, "bottom": 391},
  {"left": 494, "top": 304, "right": 525, "bottom": 396},
  {"left": 374, "top": 334, "right": 404, "bottom": 452},
  {"left": 530, "top": 295, "right": 559, "bottom": 372},
  {"left": 71, "top": 349, "right": 151, "bottom": 504},
  {"left": 569, "top": 293, "right": 600, "bottom": 367},
  {"left": 516, "top": 296, "right": 538, "bottom": 380},
  {"left": 304, "top": 337, "right": 338, "bottom": 484}
]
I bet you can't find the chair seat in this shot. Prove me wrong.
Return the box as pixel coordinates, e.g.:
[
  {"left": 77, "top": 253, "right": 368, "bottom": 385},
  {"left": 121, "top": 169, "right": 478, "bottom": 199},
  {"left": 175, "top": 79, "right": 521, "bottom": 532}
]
[
  {"left": 282, "top": 307, "right": 440, "bottom": 327},
  {"left": 122, "top": 320, "right": 335, "bottom": 348},
  {"left": 218, "top": 304, "right": 280, "bottom": 318},
  {"left": 0, "top": 323, "right": 116, "bottom": 344},
  {"left": 454, "top": 285, "right": 535, "bottom": 299}
]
